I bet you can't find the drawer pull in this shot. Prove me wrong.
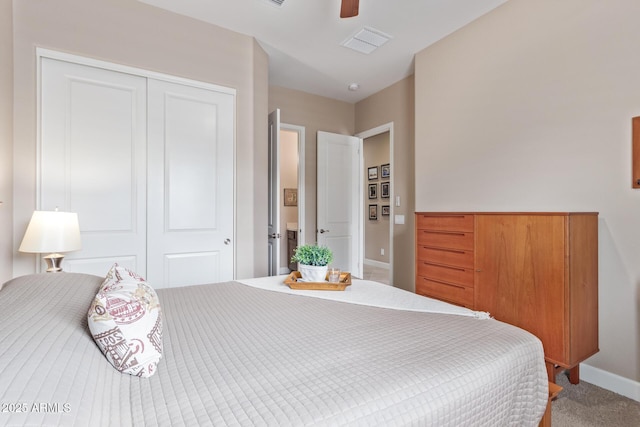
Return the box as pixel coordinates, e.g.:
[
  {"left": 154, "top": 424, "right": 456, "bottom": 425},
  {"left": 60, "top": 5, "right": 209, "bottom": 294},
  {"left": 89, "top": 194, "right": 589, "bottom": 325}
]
[
  {"left": 422, "top": 230, "right": 467, "bottom": 237},
  {"left": 421, "top": 246, "right": 467, "bottom": 255},
  {"left": 422, "top": 277, "right": 465, "bottom": 290},
  {"left": 423, "top": 262, "right": 467, "bottom": 272}
]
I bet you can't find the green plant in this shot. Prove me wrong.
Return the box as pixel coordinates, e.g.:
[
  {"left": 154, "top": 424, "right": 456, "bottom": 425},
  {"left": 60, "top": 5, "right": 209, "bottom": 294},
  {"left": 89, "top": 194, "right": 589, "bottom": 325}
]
[{"left": 291, "top": 244, "right": 333, "bottom": 267}]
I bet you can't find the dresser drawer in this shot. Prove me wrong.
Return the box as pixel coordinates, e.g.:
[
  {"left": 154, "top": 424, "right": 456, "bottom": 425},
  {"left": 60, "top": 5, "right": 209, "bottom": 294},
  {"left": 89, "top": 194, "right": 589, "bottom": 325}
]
[
  {"left": 416, "top": 277, "right": 474, "bottom": 308},
  {"left": 416, "top": 261, "right": 474, "bottom": 286},
  {"left": 416, "top": 214, "right": 474, "bottom": 232},
  {"left": 416, "top": 229, "right": 474, "bottom": 250},
  {"left": 417, "top": 245, "right": 473, "bottom": 269}
]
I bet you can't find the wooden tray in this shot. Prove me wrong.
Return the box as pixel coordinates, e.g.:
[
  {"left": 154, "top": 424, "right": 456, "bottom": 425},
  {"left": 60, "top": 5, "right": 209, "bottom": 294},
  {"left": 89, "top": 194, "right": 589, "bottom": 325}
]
[{"left": 284, "top": 271, "right": 351, "bottom": 291}]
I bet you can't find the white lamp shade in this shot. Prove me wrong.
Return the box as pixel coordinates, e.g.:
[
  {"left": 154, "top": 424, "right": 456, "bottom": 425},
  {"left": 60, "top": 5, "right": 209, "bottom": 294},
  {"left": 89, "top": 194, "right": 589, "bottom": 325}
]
[{"left": 19, "top": 210, "right": 82, "bottom": 253}]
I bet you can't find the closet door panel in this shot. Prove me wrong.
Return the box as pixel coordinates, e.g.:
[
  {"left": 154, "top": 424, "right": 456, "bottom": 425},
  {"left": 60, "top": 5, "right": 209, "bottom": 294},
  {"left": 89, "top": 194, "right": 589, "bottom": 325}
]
[
  {"left": 165, "top": 94, "right": 218, "bottom": 230},
  {"left": 147, "top": 79, "right": 234, "bottom": 288},
  {"left": 40, "top": 58, "right": 147, "bottom": 275}
]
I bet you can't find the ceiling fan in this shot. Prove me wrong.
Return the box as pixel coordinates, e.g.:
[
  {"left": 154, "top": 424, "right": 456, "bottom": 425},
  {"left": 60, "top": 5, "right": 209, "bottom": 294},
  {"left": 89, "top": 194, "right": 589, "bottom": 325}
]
[{"left": 340, "top": 0, "right": 359, "bottom": 18}]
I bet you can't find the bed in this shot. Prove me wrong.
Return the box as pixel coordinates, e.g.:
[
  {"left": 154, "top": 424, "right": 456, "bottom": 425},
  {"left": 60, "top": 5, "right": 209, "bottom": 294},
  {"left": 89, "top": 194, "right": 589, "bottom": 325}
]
[{"left": 0, "top": 271, "right": 548, "bottom": 426}]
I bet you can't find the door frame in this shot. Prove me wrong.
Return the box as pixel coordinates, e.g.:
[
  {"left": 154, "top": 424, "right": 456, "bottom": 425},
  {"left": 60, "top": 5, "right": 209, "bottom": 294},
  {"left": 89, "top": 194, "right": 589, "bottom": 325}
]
[
  {"left": 281, "top": 123, "right": 306, "bottom": 248},
  {"left": 356, "top": 122, "right": 394, "bottom": 284},
  {"left": 267, "top": 109, "right": 281, "bottom": 276}
]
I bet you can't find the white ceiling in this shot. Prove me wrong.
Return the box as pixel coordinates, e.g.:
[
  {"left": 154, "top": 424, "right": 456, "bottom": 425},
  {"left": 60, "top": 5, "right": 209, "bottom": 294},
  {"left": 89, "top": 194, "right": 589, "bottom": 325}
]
[{"left": 139, "top": 0, "right": 508, "bottom": 103}]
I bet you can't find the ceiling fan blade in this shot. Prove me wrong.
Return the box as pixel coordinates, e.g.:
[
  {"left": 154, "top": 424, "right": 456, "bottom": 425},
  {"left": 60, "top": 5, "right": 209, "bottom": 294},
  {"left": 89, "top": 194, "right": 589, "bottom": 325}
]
[{"left": 340, "top": 0, "right": 359, "bottom": 18}]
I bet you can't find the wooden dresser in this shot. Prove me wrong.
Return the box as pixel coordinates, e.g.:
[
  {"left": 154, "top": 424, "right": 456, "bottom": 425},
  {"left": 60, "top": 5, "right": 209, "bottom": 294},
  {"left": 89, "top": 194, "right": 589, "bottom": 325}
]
[{"left": 415, "top": 212, "right": 599, "bottom": 384}]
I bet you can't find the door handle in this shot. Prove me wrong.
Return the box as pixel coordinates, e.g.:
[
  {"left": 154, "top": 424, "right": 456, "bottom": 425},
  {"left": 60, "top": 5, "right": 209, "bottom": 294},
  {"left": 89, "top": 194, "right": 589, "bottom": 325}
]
[
  {"left": 224, "top": 238, "right": 231, "bottom": 245},
  {"left": 269, "top": 233, "right": 281, "bottom": 239},
  {"left": 319, "top": 229, "right": 330, "bottom": 234}
]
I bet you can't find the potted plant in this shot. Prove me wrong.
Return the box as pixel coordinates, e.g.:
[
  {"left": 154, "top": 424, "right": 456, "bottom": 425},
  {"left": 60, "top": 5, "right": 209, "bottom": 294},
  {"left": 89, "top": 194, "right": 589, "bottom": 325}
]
[{"left": 291, "top": 244, "right": 333, "bottom": 282}]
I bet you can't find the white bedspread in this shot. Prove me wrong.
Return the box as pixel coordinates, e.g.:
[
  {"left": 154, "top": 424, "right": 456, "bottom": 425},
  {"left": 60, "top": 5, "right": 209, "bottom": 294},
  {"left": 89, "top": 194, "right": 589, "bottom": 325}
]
[
  {"left": 0, "top": 273, "right": 548, "bottom": 426},
  {"left": 238, "top": 275, "right": 489, "bottom": 318}
]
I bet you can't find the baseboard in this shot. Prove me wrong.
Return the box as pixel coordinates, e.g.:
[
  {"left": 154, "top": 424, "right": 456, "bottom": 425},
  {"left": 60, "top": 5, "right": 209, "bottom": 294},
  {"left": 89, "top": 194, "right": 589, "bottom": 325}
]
[
  {"left": 363, "top": 259, "right": 390, "bottom": 269},
  {"left": 580, "top": 363, "right": 640, "bottom": 402},
  {"left": 279, "top": 267, "right": 291, "bottom": 275}
]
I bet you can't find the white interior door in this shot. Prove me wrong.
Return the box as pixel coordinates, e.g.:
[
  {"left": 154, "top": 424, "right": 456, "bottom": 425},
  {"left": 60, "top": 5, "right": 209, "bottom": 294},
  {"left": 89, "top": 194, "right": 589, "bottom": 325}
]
[
  {"left": 267, "top": 109, "right": 281, "bottom": 276},
  {"left": 317, "top": 131, "right": 362, "bottom": 277},
  {"left": 40, "top": 58, "right": 148, "bottom": 275},
  {"left": 147, "top": 79, "right": 235, "bottom": 288}
]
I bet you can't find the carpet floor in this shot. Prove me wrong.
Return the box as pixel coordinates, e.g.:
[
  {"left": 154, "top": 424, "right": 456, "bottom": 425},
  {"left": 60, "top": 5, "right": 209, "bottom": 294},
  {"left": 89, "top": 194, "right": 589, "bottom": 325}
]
[{"left": 552, "top": 373, "right": 640, "bottom": 426}]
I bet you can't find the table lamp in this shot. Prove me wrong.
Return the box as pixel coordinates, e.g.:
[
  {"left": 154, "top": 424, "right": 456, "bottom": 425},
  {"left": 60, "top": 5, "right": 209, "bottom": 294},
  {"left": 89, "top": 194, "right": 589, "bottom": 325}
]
[{"left": 19, "top": 209, "right": 81, "bottom": 272}]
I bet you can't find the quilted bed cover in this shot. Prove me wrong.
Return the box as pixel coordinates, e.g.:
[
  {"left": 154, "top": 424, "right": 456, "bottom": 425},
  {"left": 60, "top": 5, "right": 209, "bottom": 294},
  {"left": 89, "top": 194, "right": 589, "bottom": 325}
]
[{"left": 0, "top": 273, "right": 547, "bottom": 426}]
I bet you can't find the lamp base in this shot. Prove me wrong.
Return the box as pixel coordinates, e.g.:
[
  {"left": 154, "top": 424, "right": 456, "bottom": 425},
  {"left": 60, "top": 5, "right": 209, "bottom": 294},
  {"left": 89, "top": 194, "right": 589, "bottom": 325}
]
[{"left": 43, "top": 253, "right": 65, "bottom": 273}]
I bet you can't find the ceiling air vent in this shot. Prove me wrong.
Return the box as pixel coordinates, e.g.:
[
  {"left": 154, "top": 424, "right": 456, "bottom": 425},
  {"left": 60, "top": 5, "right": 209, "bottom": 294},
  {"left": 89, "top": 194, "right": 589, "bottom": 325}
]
[{"left": 341, "top": 27, "right": 392, "bottom": 54}]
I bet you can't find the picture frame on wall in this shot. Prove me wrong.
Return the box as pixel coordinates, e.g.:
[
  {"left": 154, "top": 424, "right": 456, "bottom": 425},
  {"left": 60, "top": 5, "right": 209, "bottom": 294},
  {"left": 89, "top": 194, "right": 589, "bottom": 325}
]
[
  {"left": 381, "top": 182, "right": 390, "bottom": 198},
  {"left": 284, "top": 188, "right": 297, "bottom": 206},
  {"left": 369, "top": 204, "right": 378, "bottom": 220},
  {"left": 381, "top": 163, "right": 390, "bottom": 179},
  {"left": 368, "top": 183, "right": 377, "bottom": 199},
  {"left": 368, "top": 166, "right": 378, "bottom": 180},
  {"left": 381, "top": 205, "right": 390, "bottom": 216}
]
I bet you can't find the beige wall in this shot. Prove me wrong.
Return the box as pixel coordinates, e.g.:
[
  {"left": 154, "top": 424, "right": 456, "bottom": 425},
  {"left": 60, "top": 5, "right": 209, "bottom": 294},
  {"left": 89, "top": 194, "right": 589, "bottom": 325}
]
[
  {"left": 251, "top": 38, "right": 270, "bottom": 278},
  {"left": 0, "top": 0, "right": 13, "bottom": 283},
  {"left": 363, "top": 132, "right": 390, "bottom": 264},
  {"left": 11, "top": 0, "right": 268, "bottom": 278},
  {"left": 415, "top": 0, "right": 640, "bottom": 383},
  {"left": 268, "top": 85, "right": 355, "bottom": 246},
  {"left": 356, "top": 76, "right": 415, "bottom": 291}
]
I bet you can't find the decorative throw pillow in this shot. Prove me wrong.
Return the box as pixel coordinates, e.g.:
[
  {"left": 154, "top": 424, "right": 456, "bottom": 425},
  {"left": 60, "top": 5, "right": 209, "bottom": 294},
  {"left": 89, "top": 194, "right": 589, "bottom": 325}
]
[{"left": 87, "top": 264, "right": 163, "bottom": 378}]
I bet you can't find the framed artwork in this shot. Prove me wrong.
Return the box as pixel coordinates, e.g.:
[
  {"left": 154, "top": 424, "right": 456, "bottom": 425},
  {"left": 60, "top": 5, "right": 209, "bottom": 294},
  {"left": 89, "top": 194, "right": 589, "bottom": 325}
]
[
  {"left": 381, "top": 205, "right": 390, "bottom": 216},
  {"left": 368, "top": 183, "right": 377, "bottom": 199},
  {"left": 368, "top": 166, "right": 378, "bottom": 180},
  {"left": 284, "top": 188, "right": 297, "bottom": 206},
  {"left": 368, "top": 204, "right": 378, "bottom": 220},
  {"left": 381, "top": 163, "right": 390, "bottom": 179},
  {"left": 381, "top": 182, "right": 390, "bottom": 198}
]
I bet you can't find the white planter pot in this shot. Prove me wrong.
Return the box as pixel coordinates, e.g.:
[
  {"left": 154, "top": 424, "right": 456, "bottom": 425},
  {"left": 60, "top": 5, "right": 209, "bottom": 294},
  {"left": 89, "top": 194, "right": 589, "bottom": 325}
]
[{"left": 298, "top": 264, "right": 328, "bottom": 282}]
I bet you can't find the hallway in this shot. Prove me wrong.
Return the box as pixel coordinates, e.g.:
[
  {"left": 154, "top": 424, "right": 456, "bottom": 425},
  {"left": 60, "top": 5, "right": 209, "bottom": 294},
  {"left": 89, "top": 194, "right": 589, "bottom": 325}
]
[{"left": 362, "top": 264, "right": 390, "bottom": 285}]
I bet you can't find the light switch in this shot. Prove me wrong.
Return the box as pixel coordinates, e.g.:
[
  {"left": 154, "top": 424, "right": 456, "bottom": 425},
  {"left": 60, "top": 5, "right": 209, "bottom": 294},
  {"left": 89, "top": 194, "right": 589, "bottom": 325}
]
[
  {"left": 395, "top": 196, "right": 400, "bottom": 207},
  {"left": 394, "top": 214, "right": 405, "bottom": 225}
]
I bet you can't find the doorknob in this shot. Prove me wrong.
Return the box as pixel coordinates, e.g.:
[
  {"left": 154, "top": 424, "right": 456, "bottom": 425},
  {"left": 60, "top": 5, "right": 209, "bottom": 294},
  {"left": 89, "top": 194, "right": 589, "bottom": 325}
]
[
  {"left": 224, "top": 238, "right": 231, "bottom": 245},
  {"left": 269, "top": 233, "right": 281, "bottom": 239},
  {"left": 319, "top": 229, "right": 330, "bottom": 234}
]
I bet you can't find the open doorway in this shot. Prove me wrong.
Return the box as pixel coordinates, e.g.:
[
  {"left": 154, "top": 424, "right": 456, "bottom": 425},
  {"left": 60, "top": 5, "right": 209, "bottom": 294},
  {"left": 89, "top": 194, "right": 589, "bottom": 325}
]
[
  {"left": 279, "top": 124, "right": 305, "bottom": 274},
  {"left": 357, "top": 124, "right": 393, "bottom": 285}
]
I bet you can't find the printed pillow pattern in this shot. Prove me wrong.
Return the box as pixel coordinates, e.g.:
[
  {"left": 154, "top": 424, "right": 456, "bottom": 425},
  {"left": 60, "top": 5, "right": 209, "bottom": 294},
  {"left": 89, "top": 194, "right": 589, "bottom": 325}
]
[{"left": 87, "top": 264, "right": 163, "bottom": 378}]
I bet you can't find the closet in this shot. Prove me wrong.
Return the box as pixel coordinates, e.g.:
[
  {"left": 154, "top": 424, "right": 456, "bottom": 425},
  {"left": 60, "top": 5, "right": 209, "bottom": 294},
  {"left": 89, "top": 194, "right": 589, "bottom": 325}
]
[{"left": 39, "top": 54, "right": 235, "bottom": 288}]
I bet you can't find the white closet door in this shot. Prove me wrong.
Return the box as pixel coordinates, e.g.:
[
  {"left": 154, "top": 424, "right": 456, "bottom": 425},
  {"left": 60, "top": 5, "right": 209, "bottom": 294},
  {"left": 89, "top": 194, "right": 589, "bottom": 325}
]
[
  {"left": 147, "top": 79, "right": 235, "bottom": 288},
  {"left": 40, "top": 58, "right": 148, "bottom": 275}
]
